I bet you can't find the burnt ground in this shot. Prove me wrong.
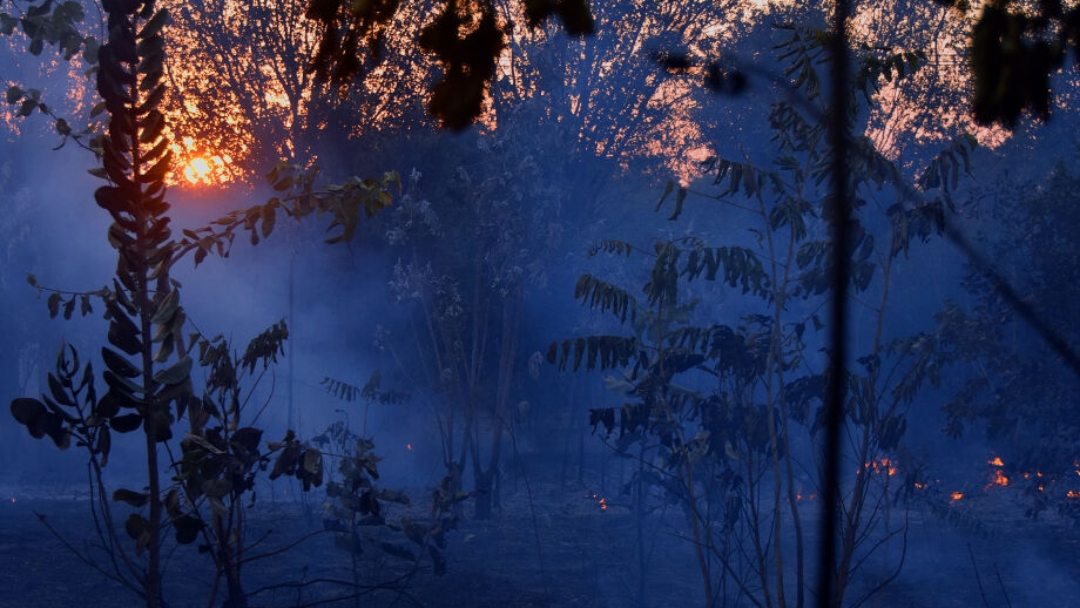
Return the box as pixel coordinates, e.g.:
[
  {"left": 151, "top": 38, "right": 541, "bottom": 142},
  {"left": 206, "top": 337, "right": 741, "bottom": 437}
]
[{"left": 1, "top": 478, "right": 1079, "bottom": 608}]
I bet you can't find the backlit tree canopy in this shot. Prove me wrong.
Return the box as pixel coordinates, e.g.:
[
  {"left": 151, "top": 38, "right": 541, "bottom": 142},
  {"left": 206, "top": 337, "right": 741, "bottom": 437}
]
[
  {"left": 161, "top": 0, "right": 438, "bottom": 186},
  {"left": 162, "top": 0, "right": 320, "bottom": 184},
  {"left": 2, "top": 0, "right": 1074, "bottom": 191},
  {"left": 157, "top": 0, "right": 785, "bottom": 187}
]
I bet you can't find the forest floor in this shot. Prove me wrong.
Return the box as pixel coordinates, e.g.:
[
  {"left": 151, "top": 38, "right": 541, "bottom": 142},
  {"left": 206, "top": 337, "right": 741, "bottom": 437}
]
[{"left": 1, "top": 475, "right": 1079, "bottom": 608}]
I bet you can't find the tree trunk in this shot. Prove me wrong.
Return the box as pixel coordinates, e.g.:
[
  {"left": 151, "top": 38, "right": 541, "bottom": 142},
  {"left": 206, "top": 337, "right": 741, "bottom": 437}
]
[
  {"left": 222, "top": 575, "right": 247, "bottom": 608},
  {"left": 474, "top": 470, "right": 494, "bottom": 520}
]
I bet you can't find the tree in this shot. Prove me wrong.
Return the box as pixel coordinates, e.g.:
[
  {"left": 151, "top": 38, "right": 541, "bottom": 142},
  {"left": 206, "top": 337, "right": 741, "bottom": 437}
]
[
  {"left": 305, "top": 0, "right": 594, "bottom": 129},
  {"left": 911, "top": 162, "right": 1080, "bottom": 521},
  {"left": 374, "top": 130, "right": 564, "bottom": 519},
  {"left": 965, "top": 0, "right": 1076, "bottom": 127},
  {"left": 485, "top": 0, "right": 767, "bottom": 182},
  {"left": 0, "top": 0, "right": 102, "bottom": 148},
  {"left": 160, "top": 0, "right": 443, "bottom": 185},
  {"left": 548, "top": 23, "right": 976, "bottom": 608},
  {"left": 161, "top": 0, "right": 323, "bottom": 183},
  {"left": 6, "top": 1, "right": 401, "bottom": 606},
  {"left": 847, "top": 0, "right": 997, "bottom": 157},
  {"left": 924, "top": 0, "right": 1080, "bottom": 128}
]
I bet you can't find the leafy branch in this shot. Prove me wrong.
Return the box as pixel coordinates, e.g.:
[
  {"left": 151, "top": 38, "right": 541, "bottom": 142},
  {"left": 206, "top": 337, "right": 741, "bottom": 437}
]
[{"left": 176, "top": 163, "right": 400, "bottom": 266}]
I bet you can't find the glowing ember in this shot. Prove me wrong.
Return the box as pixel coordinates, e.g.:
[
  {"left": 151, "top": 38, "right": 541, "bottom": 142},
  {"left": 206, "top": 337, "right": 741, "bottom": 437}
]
[
  {"left": 406, "top": 443, "right": 413, "bottom": 451},
  {"left": 862, "top": 457, "right": 897, "bottom": 476},
  {"left": 913, "top": 482, "right": 926, "bottom": 490},
  {"left": 985, "top": 469, "right": 1009, "bottom": 489},
  {"left": 1024, "top": 471, "right": 1048, "bottom": 492},
  {"left": 585, "top": 491, "right": 608, "bottom": 511},
  {"left": 949, "top": 491, "right": 963, "bottom": 504},
  {"left": 1068, "top": 491, "right": 1080, "bottom": 499},
  {"left": 984, "top": 456, "right": 1008, "bottom": 490}
]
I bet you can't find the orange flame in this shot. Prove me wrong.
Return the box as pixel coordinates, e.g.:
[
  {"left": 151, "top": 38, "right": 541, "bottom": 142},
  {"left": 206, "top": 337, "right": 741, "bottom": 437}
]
[
  {"left": 985, "top": 469, "right": 1009, "bottom": 490},
  {"left": 1022, "top": 471, "right": 1047, "bottom": 492},
  {"left": 984, "top": 456, "right": 1009, "bottom": 490},
  {"left": 862, "top": 457, "right": 897, "bottom": 477},
  {"left": 585, "top": 492, "right": 608, "bottom": 511},
  {"left": 949, "top": 491, "right": 963, "bottom": 504}
]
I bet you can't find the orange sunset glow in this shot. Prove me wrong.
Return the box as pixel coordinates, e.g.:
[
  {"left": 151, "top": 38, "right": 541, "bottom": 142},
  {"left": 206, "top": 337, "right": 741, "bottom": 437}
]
[{"left": 181, "top": 154, "right": 231, "bottom": 186}]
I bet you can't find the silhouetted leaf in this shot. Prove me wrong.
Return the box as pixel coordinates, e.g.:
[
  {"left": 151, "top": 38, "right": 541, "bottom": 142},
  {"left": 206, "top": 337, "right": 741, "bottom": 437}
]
[
  {"left": 144, "top": 402, "right": 173, "bottom": 442},
  {"left": 103, "top": 370, "right": 145, "bottom": 398},
  {"left": 150, "top": 289, "right": 179, "bottom": 325},
  {"left": 107, "top": 316, "right": 142, "bottom": 356},
  {"left": 153, "top": 356, "right": 191, "bottom": 386},
  {"left": 11, "top": 398, "right": 46, "bottom": 428},
  {"left": 47, "top": 292, "right": 61, "bottom": 318},
  {"left": 174, "top": 514, "right": 202, "bottom": 544},
  {"left": 48, "top": 374, "right": 72, "bottom": 406},
  {"left": 125, "top": 513, "right": 149, "bottom": 540},
  {"left": 102, "top": 347, "right": 140, "bottom": 378},
  {"left": 110, "top": 413, "right": 143, "bottom": 433},
  {"left": 113, "top": 488, "right": 149, "bottom": 507},
  {"left": 303, "top": 448, "right": 323, "bottom": 484}
]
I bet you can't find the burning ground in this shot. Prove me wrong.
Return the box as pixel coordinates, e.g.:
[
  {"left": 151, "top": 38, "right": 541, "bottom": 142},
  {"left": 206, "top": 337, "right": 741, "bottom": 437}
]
[{"left": 3, "top": 462, "right": 1080, "bottom": 608}]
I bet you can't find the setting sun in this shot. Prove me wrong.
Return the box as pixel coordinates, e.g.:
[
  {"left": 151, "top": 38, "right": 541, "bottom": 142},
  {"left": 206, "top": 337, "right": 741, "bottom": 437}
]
[
  {"left": 180, "top": 153, "right": 232, "bottom": 186},
  {"left": 184, "top": 157, "right": 211, "bottom": 183}
]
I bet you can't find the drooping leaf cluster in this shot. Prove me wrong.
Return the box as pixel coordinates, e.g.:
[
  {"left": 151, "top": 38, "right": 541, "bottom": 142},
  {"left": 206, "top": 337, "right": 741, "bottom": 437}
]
[
  {"left": 0, "top": 0, "right": 99, "bottom": 60},
  {"left": 938, "top": 0, "right": 1080, "bottom": 126},
  {"left": 87, "top": 0, "right": 187, "bottom": 445},
  {"left": 417, "top": 0, "right": 505, "bottom": 130},
  {"left": 304, "top": 0, "right": 593, "bottom": 129},
  {"left": 307, "top": 0, "right": 401, "bottom": 83},
  {"left": 0, "top": 1, "right": 105, "bottom": 147},
  {"left": 10, "top": 344, "right": 131, "bottom": 457},
  {"left": 176, "top": 163, "right": 400, "bottom": 266},
  {"left": 321, "top": 369, "right": 410, "bottom": 405}
]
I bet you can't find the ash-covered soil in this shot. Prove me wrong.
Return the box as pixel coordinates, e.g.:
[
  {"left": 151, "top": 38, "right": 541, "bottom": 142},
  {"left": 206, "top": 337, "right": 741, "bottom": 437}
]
[{"left": 1, "top": 479, "right": 1078, "bottom": 608}]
